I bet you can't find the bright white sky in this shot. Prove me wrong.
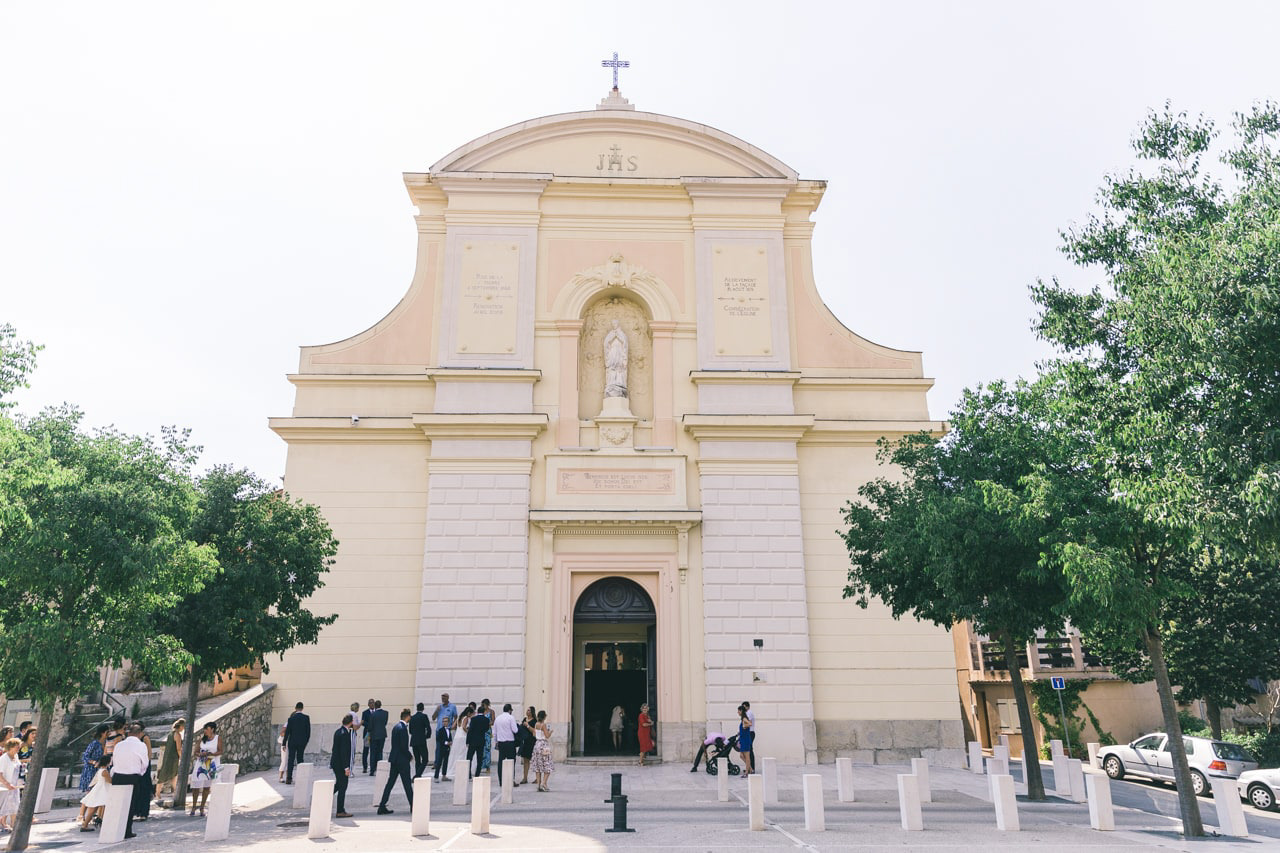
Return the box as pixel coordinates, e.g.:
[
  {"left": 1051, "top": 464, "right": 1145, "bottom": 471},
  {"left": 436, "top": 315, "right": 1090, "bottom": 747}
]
[{"left": 3, "top": 1, "right": 1277, "bottom": 481}]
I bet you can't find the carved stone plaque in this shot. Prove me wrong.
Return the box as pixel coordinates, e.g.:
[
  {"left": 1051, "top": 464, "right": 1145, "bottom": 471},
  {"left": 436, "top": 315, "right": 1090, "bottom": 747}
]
[
  {"left": 711, "top": 243, "right": 773, "bottom": 357},
  {"left": 455, "top": 240, "right": 520, "bottom": 355},
  {"left": 558, "top": 468, "right": 675, "bottom": 495}
]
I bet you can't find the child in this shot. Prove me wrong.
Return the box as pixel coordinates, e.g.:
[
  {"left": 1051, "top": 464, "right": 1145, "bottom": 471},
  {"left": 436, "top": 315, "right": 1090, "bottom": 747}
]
[
  {"left": 77, "top": 756, "right": 111, "bottom": 831},
  {"left": 0, "top": 738, "right": 23, "bottom": 832}
]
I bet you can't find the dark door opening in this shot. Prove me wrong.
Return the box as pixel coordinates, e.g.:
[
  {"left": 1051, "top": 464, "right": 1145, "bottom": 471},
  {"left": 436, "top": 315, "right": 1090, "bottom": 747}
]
[{"left": 582, "top": 641, "right": 647, "bottom": 755}]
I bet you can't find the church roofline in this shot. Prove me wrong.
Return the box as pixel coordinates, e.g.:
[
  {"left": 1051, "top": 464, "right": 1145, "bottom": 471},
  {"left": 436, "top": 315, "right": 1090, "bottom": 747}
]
[{"left": 429, "top": 108, "right": 799, "bottom": 181}]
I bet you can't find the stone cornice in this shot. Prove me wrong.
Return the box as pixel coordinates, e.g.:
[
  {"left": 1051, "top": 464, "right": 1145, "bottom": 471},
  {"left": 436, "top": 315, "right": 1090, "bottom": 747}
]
[
  {"left": 682, "top": 414, "right": 815, "bottom": 442},
  {"left": 799, "top": 419, "right": 947, "bottom": 447},
  {"left": 269, "top": 417, "right": 424, "bottom": 444},
  {"left": 424, "top": 368, "right": 542, "bottom": 384},
  {"left": 413, "top": 413, "right": 548, "bottom": 441},
  {"left": 690, "top": 371, "right": 801, "bottom": 387},
  {"left": 530, "top": 510, "right": 702, "bottom": 576},
  {"left": 796, "top": 377, "right": 936, "bottom": 392}
]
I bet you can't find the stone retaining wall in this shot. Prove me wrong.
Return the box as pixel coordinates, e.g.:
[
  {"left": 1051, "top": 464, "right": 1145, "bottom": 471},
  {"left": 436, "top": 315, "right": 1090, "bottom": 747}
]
[
  {"left": 195, "top": 683, "right": 276, "bottom": 772},
  {"left": 816, "top": 718, "right": 966, "bottom": 767}
]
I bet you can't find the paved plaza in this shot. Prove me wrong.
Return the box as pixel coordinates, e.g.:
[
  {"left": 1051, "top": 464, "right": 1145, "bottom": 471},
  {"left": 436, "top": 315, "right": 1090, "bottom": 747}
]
[{"left": 20, "top": 760, "right": 1277, "bottom": 851}]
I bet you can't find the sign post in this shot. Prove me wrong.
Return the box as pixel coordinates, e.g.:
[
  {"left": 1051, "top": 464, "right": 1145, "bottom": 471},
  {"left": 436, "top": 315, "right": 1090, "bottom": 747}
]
[{"left": 1050, "top": 676, "right": 1071, "bottom": 756}]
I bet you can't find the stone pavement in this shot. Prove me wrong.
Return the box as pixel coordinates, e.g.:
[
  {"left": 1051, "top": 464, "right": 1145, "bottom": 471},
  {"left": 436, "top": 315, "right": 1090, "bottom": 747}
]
[{"left": 18, "top": 759, "right": 1276, "bottom": 851}]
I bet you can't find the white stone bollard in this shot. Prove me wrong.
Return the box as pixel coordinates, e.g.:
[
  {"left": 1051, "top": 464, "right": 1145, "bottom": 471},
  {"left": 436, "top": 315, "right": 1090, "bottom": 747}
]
[
  {"left": 991, "top": 774, "right": 1019, "bottom": 831},
  {"left": 470, "top": 776, "right": 491, "bottom": 834},
  {"left": 802, "top": 774, "right": 825, "bottom": 831},
  {"left": 836, "top": 756, "right": 855, "bottom": 802},
  {"left": 218, "top": 762, "right": 239, "bottom": 787},
  {"left": 1068, "top": 758, "right": 1087, "bottom": 803},
  {"left": 411, "top": 776, "right": 432, "bottom": 837},
  {"left": 911, "top": 757, "right": 932, "bottom": 803},
  {"left": 34, "top": 767, "right": 58, "bottom": 813},
  {"left": 1087, "top": 742, "right": 1101, "bottom": 770},
  {"left": 761, "top": 756, "right": 778, "bottom": 805},
  {"left": 204, "top": 779, "right": 234, "bottom": 841},
  {"left": 968, "top": 741, "right": 984, "bottom": 774},
  {"left": 452, "top": 760, "right": 468, "bottom": 805},
  {"left": 371, "top": 763, "right": 389, "bottom": 808},
  {"left": 999, "top": 733, "right": 1011, "bottom": 752},
  {"left": 994, "top": 744, "right": 1010, "bottom": 764},
  {"left": 986, "top": 756, "right": 1008, "bottom": 779},
  {"left": 1210, "top": 776, "right": 1249, "bottom": 837},
  {"left": 717, "top": 763, "right": 729, "bottom": 802},
  {"left": 748, "top": 774, "right": 765, "bottom": 831},
  {"left": 1085, "top": 773, "right": 1114, "bottom": 831},
  {"left": 99, "top": 783, "right": 133, "bottom": 843},
  {"left": 1050, "top": 739, "right": 1064, "bottom": 760},
  {"left": 292, "top": 763, "right": 314, "bottom": 809},
  {"left": 897, "top": 774, "right": 923, "bottom": 831},
  {"left": 500, "top": 758, "right": 514, "bottom": 804},
  {"left": 307, "top": 779, "right": 333, "bottom": 839},
  {"left": 1052, "top": 754, "right": 1072, "bottom": 798}
]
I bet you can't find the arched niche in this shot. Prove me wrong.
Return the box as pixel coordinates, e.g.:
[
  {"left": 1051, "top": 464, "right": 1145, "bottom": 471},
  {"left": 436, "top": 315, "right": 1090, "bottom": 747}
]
[{"left": 579, "top": 295, "right": 653, "bottom": 421}]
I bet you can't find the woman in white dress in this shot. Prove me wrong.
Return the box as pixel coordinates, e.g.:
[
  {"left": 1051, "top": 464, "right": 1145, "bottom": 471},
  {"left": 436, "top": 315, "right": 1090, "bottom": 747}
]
[
  {"left": 188, "top": 722, "right": 221, "bottom": 816},
  {"left": 277, "top": 724, "right": 288, "bottom": 781},
  {"left": 609, "top": 705, "right": 626, "bottom": 751},
  {"left": 0, "top": 738, "right": 21, "bottom": 831}
]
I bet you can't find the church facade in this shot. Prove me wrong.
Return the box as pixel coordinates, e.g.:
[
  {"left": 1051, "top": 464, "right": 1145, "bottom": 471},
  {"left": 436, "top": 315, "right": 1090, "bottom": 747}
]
[{"left": 267, "top": 89, "right": 963, "bottom": 765}]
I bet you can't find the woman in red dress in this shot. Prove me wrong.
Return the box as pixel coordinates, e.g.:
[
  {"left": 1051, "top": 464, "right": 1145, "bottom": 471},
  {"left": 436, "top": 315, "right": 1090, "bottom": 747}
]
[{"left": 637, "top": 703, "right": 654, "bottom": 766}]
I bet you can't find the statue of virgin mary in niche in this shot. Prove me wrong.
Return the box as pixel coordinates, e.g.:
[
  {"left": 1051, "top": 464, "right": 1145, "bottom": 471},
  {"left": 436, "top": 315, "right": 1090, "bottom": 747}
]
[{"left": 603, "top": 320, "right": 628, "bottom": 398}]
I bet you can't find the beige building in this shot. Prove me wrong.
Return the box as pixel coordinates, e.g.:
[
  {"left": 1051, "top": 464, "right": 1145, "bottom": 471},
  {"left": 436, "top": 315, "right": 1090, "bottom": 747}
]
[{"left": 267, "top": 87, "right": 962, "bottom": 765}]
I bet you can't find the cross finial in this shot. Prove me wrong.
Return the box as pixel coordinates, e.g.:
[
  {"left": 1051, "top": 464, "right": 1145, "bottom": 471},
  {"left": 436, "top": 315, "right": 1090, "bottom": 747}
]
[{"left": 601, "top": 51, "right": 630, "bottom": 90}]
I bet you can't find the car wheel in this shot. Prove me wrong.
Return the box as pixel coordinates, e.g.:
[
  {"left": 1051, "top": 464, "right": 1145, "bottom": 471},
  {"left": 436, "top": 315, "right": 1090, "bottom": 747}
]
[
  {"left": 1190, "top": 770, "right": 1208, "bottom": 797},
  {"left": 1103, "top": 755, "right": 1125, "bottom": 780},
  {"left": 1247, "top": 783, "right": 1276, "bottom": 811}
]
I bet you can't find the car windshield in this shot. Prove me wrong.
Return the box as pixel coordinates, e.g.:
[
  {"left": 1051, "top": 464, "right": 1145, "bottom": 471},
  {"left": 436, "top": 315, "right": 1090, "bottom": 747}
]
[{"left": 1212, "top": 741, "right": 1253, "bottom": 761}]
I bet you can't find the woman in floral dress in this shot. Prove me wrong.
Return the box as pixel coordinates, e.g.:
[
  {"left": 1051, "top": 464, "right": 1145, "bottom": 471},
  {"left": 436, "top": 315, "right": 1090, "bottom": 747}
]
[{"left": 531, "top": 711, "right": 554, "bottom": 792}]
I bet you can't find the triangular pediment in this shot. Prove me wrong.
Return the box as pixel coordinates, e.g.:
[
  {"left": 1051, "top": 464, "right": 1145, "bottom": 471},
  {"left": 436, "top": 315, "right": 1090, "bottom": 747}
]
[{"left": 430, "top": 109, "right": 797, "bottom": 180}]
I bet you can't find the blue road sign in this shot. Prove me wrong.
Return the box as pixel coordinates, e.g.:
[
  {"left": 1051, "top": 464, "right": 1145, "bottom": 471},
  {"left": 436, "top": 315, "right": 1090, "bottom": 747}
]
[{"left": 1050, "top": 676, "right": 1066, "bottom": 690}]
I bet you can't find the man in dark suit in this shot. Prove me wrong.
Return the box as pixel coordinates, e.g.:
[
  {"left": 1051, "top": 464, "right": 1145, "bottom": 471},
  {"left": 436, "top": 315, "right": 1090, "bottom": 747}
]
[
  {"left": 283, "top": 701, "right": 311, "bottom": 784},
  {"left": 360, "top": 698, "right": 374, "bottom": 773},
  {"left": 408, "top": 702, "right": 431, "bottom": 778},
  {"left": 329, "top": 713, "right": 356, "bottom": 818},
  {"left": 368, "top": 699, "right": 389, "bottom": 775},
  {"left": 376, "top": 709, "right": 414, "bottom": 815}
]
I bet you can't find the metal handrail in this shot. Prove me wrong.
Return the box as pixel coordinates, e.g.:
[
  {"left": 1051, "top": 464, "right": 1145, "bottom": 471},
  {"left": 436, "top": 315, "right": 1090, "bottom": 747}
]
[{"left": 64, "top": 686, "right": 128, "bottom": 753}]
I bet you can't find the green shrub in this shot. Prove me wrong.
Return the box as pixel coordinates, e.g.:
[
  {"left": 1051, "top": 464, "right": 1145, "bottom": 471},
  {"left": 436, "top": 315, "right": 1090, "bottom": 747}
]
[
  {"left": 1178, "top": 710, "right": 1208, "bottom": 734},
  {"left": 1221, "top": 730, "right": 1280, "bottom": 768}
]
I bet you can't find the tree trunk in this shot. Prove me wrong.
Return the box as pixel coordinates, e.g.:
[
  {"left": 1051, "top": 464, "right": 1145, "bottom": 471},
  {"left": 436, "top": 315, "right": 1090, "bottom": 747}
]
[
  {"left": 1206, "top": 699, "right": 1222, "bottom": 740},
  {"left": 7, "top": 702, "right": 55, "bottom": 852},
  {"left": 172, "top": 670, "right": 200, "bottom": 811},
  {"left": 1146, "top": 628, "right": 1204, "bottom": 837},
  {"left": 1002, "top": 629, "right": 1047, "bottom": 800}
]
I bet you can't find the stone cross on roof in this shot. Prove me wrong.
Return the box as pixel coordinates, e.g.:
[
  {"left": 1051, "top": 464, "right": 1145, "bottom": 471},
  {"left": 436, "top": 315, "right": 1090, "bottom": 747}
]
[{"left": 601, "top": 51, "right": 630, "bottom": 89}]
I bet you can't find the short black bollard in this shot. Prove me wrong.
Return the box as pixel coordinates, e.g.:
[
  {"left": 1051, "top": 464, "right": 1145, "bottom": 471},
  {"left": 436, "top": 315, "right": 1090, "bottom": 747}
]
[
  {"left": 604, "top": 772, "right": 623, "bottom": 803},
  {"left": 605, "top": 793, "right": 635, "bottom": 833}
]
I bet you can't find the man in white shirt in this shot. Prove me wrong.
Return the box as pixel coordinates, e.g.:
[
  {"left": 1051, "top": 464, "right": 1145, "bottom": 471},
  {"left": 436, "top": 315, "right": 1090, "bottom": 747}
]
[
  {"left": 492, "top": 703, "right": 520, "bottom": 786},
  {"left": 111, "top": 725, "right": 150, "bottom": 839}
]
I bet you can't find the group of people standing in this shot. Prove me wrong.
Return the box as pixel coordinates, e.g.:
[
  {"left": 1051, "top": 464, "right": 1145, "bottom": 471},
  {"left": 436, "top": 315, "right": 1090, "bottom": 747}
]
[
  {"left": 321, "top": 693, "right": 556, "bottom": 819},
  {"left": 0, "top": 721, "right": 39, "bottom": 832},
  {"left": 73, "top": 715, "right": 223, "bottom": 840},
  {"left": 608, "top": 702, "right": 656, "bottom": 765}
]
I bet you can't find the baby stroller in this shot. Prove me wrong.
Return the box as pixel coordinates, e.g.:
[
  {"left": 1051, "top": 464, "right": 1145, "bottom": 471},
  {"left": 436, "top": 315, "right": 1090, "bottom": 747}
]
[{"left": 705, "top": 733, "right": 741, "bottom": 776}]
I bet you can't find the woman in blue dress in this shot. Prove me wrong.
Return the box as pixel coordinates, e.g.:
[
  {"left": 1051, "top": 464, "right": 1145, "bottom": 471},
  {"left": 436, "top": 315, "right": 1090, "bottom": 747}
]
[
  {"left": 736, "top": 704, "right": 754, "bottom": 778},
  {"left": 78, "top": 724, "right": 110, "bottom": 793}
]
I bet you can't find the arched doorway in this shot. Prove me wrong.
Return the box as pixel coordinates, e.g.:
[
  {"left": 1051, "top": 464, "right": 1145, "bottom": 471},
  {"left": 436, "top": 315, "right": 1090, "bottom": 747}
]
[{"left": 572, "top": 577, "right": 656, "bottom": 756}]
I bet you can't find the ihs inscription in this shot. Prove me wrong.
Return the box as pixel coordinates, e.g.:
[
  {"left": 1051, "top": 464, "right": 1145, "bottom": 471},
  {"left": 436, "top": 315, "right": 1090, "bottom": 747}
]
[{"left": 596, "top": 144, "right": 638, "bottom": 173}]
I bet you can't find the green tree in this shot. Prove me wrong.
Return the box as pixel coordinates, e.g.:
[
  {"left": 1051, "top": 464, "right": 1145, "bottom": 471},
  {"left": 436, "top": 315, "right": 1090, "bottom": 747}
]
[
  {"left": 159, "top": 466, "right": 338, "bottom": 810},
  {"left": 0, "top": 325, "right": 40, "bottom": 409},
  {"left": 0, "top": 408, "right": 217, "bottom": 851},
  {"left": 1028, "top": 103, "right": 1280, "bottom": 837},
  {"left": 842, "top": 381, "right": 1068, "bottom": 800}
]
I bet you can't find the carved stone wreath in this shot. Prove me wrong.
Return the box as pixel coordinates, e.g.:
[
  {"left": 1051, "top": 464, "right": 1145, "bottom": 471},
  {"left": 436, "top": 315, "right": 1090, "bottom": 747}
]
[{"left": 567, "top": 253, "right": 661, "bottom": 291}]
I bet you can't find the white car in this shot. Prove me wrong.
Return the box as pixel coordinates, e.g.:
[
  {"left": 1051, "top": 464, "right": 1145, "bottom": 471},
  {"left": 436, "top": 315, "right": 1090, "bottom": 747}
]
[
  {"left": 1237, "top": 768, "right": 1280, "bottom": 811},
  {"left": 1098, "top": 733, "right": 1258, "bottom": 796}
]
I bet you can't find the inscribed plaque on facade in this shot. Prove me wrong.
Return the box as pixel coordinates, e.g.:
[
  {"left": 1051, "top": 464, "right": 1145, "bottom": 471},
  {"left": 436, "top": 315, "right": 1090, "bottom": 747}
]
[
  {"left": 455, "top": 241, "right": 521, "bottom": 355},
  {"left": 558, "top": 468, "right": 675, "bottom": 495},
  {"left": 711, "top": 243, "right": 772, "bottom": 356}
]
